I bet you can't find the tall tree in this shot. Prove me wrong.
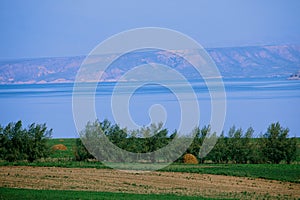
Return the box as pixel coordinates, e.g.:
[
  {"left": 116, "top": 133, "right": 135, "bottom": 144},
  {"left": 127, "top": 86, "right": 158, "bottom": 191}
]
[
  {"left": 0, "top": 121, "right": 52, "bottom": 162},
  {"left": 262, "top": 122, "right": 293, "bottom": 164}
]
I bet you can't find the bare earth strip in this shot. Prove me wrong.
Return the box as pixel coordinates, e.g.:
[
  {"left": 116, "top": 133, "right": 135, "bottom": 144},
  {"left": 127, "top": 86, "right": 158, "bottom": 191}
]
[{"left": 0, "top": 166, "right": 299, "bottom": 199}]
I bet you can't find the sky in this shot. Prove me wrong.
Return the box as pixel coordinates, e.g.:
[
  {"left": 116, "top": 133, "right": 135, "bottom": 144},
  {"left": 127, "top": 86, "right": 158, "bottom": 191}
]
[{"left": 0, "top": 0, "right": 300, "bottom": 59}]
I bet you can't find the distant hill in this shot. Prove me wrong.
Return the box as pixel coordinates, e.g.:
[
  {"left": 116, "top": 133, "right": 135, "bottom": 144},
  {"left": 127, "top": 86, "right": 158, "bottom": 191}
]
[
  {"left": 0, "top": 45, "right": 300, "bottom": 84},
  {"left": 207, "top": 45, "right": 300, "bottom": 78}
]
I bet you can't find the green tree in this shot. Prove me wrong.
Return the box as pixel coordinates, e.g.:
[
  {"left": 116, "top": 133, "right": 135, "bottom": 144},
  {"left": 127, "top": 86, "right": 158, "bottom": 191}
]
[
  {"left": 284, "top": 137, "right": 297, "bottom": 164},
  {"left": 0, "top": 121, "right": 52, "bottom": 162},
  {"left": 242, "top": 127, "right": 254, "bottom": 163},
  {"left": 104, "top": 122, "right": 127, "bottom": 149},
  {"left": 231, "top": 127, "right": 244, "bottom": 163},
  {"left": 262, "top": 122, "right": 293, "bottom": 164},
  {"left": 26, "top": 123, "right": 52, "bottom": 162},
  {"left": 73, "top": 138, "right": 94, "bottom": 161},
  {"left": 187, "top": 125, "right": 211, "bottom": 163},
  {"left": 227, "top": 126, "right": 237, "bottom": 163},
  {"left": 187, "top": 127, "right": 201, "bottom": 157},
  {"left": 137, "top": 122, "right": 168, "bottom": 162},
  {"left": 0, "top": 121, "right": 27, "bottom": 161},
  {"left": 198, "top": 125, "right": 212, "bottom": 163},
  {"left": 210, "top": 126, "right": 256, "bottom": 164},
  {"left": 208, "top": 132, "right": 229, "bottom": 163}
]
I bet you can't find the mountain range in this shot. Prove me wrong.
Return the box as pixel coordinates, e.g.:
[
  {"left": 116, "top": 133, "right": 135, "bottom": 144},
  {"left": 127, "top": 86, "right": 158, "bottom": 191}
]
[{"left": 1, "top": 44, "right": 300, "bottom": 84}]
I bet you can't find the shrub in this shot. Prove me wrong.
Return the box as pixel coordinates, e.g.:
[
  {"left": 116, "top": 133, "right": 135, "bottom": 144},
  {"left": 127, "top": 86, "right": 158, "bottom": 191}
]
[{"left": 183, "top": 153, "right": 198, "bottom": 164}]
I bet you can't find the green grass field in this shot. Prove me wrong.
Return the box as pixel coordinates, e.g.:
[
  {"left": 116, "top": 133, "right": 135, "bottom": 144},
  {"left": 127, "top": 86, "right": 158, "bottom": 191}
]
[
  {"left": 48, "top": 138, "right": 77, "bottom": 159},
  {"left": 162, "top": 163, "right": 300, "bottom": 183},
  {"left": 0, "top": 188, "right": 215, "bottom": 200}
]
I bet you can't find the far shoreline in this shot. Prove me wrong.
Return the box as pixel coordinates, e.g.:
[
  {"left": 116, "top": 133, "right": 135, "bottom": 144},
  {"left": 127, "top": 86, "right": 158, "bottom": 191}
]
[{"left": 0, "top": 76, "right": 294, "bottom": 86}]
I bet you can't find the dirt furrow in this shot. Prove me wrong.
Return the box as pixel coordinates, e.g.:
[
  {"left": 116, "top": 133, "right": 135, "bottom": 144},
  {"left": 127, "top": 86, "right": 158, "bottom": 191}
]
[{"left": 0, "top": 166, "right": 299, "bottom": 199}]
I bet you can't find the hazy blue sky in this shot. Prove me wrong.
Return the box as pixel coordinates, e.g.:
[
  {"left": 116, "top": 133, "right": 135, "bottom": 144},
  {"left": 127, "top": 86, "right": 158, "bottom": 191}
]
[{"left": 0, "top": 0, "right": 299, "bottom": 59}]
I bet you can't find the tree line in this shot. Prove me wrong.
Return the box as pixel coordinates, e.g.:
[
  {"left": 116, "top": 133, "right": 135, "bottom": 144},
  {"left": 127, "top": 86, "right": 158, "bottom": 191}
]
[
  {"left": 74, "top": 119, "right": 298, "bottom": 164},
  {"left": 0, "top": 120, "right": 297, "bottom": 164},
  {"left": 198, "top": 124, "right": 297, "bottom": 164}
]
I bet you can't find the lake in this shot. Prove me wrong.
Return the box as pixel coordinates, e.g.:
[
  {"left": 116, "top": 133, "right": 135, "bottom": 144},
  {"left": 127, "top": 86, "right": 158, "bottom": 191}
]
[{"left": 0, "top": 78, "right": 299, "bottom": 138}]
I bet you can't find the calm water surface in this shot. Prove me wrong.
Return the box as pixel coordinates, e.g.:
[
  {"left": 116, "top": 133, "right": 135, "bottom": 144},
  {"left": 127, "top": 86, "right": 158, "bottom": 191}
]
[{"left": 0, "top": 78, "right": 299, "bottom": 138}]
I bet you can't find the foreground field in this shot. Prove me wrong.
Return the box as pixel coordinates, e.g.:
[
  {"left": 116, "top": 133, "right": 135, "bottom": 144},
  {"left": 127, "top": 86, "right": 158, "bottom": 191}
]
[
  {"left": 1, "top": 138, "right": 299, "bottom": 199},
  {"left": 0, "top": 188, "right": 212, "bottom": 200},
  {"left": 1, "top": 166, "right": 299, "bottom": 199},
  {"left": 2, "top": 161, "right": 299, "bottom": 183}
]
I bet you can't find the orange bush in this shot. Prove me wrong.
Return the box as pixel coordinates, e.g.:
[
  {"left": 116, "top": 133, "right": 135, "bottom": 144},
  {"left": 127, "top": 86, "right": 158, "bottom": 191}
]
[
  {"left": 52, "top": 144, "right": 67, "bottom": 151},
  {"left": 183, "top": 153, "right": 198, "bottom": 164}
]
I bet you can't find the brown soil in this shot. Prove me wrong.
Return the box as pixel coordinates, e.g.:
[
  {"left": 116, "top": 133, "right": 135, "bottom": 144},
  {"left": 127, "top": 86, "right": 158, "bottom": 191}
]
[{"left": 0, "top": 166, "right": 299, "bottom": 199}]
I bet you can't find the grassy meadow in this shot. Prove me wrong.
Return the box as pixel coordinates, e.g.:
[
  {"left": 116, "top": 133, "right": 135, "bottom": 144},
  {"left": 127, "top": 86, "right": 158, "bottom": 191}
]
[{"left": 0, "top": 188, "right": 214, "bottom": 200}]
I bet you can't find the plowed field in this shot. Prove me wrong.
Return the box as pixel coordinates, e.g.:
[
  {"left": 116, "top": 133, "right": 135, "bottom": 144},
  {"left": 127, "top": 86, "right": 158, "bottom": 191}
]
[{"left": 1, "top": 166, "right": 299, "bottom": 199}]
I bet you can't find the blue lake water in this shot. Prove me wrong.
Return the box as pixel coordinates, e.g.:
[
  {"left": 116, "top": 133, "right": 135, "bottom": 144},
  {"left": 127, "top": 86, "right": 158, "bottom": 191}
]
[{"left": 0, "top": 78, "right": 299, "bottom": 138}]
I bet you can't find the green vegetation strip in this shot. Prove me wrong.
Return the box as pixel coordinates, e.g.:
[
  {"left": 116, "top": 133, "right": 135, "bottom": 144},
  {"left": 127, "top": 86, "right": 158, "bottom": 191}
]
[
  {"left": 0, "top": 188, "right": 216, "bottom": 200},
  {"left": 161, "top": 164, "right": 300, "bottom": 183},
  {"left": 0, "top": 160, "right": 109, "bottom": 169}
]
